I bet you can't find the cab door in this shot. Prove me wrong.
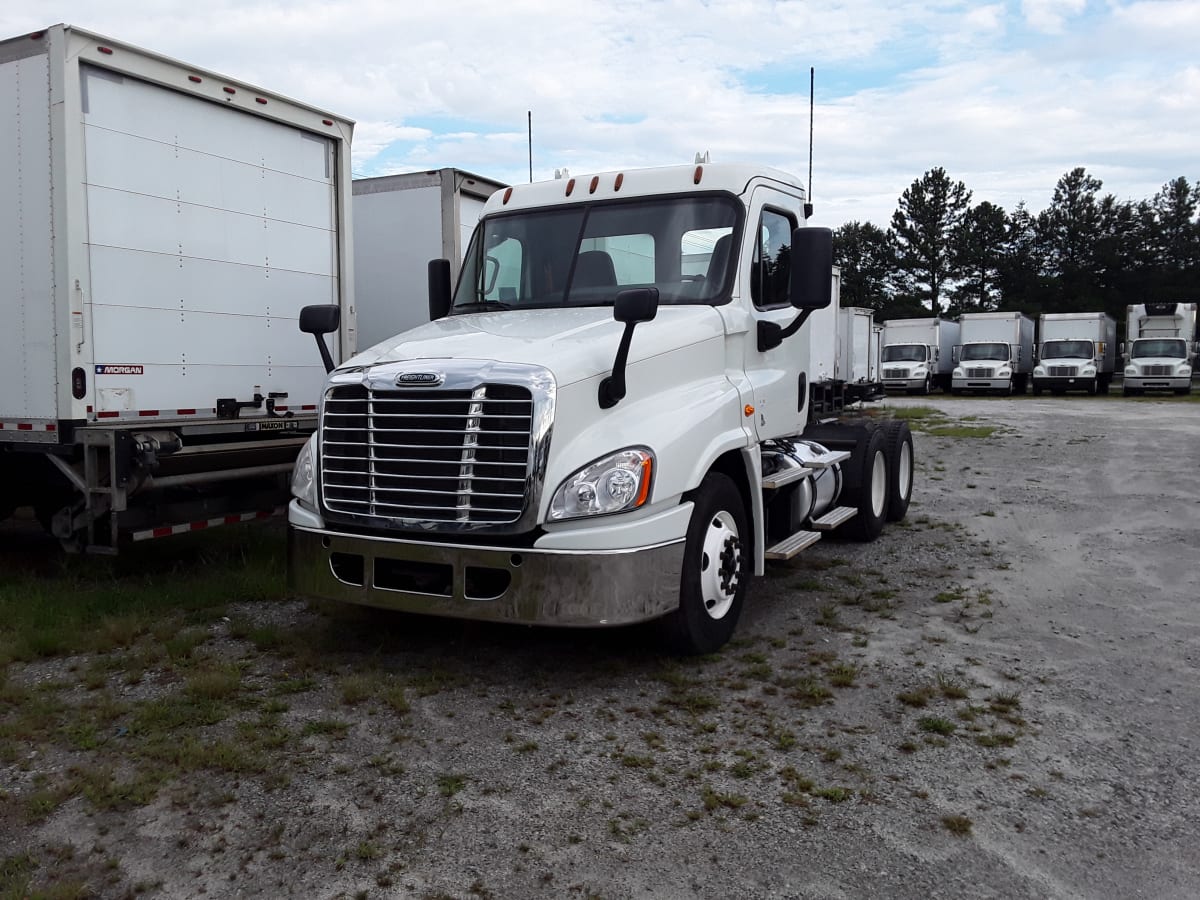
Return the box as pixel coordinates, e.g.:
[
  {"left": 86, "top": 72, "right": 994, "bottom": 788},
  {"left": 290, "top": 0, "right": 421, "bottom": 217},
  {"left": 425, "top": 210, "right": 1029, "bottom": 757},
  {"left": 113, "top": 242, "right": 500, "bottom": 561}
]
[{"left": 741, "top": 190, "right": 809, "bottom": 441}]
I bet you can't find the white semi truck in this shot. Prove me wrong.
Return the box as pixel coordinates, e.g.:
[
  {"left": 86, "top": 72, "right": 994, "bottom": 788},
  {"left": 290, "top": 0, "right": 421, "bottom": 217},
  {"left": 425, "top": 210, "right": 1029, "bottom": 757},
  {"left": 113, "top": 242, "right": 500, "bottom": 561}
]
[
  {"left": 353, "top": 169, "right": 506, "bottom": 350},
  {"left": 1032, "top": 312, "right": 1117, "bottom": 395},
  {"left": 0, "top": 25, "right": 354, "bottom": 550},
  {"left": 1122, "top": 302, "right": 1197, "bottom": 396},
  {"left": 880, "top": 317, "right": 960, "bottom": 394},
  {"left": 951, "top": 311, "right": 1035, "bottom": 394},
  {"left": 289, "top": 163, "right": 915, "bottom": 654}
]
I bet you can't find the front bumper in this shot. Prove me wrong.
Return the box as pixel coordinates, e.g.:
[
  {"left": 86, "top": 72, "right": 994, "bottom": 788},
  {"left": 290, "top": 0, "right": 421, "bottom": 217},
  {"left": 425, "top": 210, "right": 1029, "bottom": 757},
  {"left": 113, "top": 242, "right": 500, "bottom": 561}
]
[
  {"left": 287, "top": 508, "right": 686, "bottom": 627},
  {"left": 1033, "top": 375, "right": 1096, "bottom": 392},
  {"left": 952, "top": 377, "right": 1012, "bottom": 392},
  {"left": 1124, "top": 376, "right": 1190, "bottom": 391},
  {"left": 883, "top": 378, "right": 926, "bottom": 391}
]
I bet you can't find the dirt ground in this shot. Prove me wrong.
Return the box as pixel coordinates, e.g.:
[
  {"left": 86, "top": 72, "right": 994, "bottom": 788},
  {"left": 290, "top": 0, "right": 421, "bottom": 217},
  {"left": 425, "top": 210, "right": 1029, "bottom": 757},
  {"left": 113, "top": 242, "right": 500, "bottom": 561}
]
[{"left": 3, "top": 395, "right": 1199, "bottom": 899}]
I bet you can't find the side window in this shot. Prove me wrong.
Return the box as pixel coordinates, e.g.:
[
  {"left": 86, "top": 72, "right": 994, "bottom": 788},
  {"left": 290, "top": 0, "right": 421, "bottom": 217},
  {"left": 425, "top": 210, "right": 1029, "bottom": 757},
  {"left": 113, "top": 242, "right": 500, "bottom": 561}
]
[
  {"left": 483, "top": 237, "right": 523, "bottom": 302},
  {"left": 750, "top": 208, "right": 795, "bottom": 310}
]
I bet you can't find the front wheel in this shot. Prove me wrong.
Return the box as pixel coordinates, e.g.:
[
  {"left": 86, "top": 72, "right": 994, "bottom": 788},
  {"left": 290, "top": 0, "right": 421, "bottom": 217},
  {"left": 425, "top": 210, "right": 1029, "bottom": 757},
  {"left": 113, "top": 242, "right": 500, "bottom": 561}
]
[{"left": 661, "top": 473, "right": 748, "bottom": 655}]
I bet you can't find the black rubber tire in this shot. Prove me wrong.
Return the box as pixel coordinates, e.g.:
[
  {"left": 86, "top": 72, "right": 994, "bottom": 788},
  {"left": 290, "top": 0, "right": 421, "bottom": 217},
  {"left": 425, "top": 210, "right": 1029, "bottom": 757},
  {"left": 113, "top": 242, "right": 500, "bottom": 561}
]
[
  {"left": 882, "top": 420, "right": 913, "bottom": 523},
  {"left": 840, "top": 427, "right": 888, "bottom": 542},
  {"left": 661, "top": 473, "right": 748, "bottom": 655},
  {"left": 1033, "top": 385, "right": 1043, "bottom": 396},
  {"left": 919, "top": 375, "right": 931, "bottom": 395}
]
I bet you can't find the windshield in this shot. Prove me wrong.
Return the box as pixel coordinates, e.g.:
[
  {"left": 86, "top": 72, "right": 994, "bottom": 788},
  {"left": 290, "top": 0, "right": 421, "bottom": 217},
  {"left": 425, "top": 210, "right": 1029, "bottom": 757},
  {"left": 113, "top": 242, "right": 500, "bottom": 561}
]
[
  {"left": 452, "top": 195, "right": 742, "bottom": 312},
  {"left": 1131, "top": 339, "right": 1186, "bottom": 359},
  {"left": 1041, "top": 340, "right": 1093, "bottom": 360},
  {"left": 882, "top": 344, "right": 927, "bottom": 362},
  {"left": 960, "top": 342, "right": 1010, "bottom": 362}
]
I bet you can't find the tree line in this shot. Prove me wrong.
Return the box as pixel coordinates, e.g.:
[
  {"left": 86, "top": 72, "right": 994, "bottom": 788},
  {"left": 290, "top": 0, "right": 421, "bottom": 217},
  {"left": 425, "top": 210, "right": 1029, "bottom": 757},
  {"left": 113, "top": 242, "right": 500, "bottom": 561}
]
[{"left": 834, "top": 167, "right": 1200, "bottom": 330}]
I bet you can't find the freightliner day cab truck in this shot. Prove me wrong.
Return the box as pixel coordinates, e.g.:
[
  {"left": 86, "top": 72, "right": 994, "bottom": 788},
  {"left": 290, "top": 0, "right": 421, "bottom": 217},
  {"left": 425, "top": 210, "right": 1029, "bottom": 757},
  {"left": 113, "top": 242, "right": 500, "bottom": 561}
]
[
  {"left": 951, "top": 311, "right": 1035, "bottom": 395},
  {"left": 1122, "top": 302, "right": 1197, "bottom": 396},
  {"left": 880, "top": 317, "right": 960, "bottom": 394},
  {"left": 289, "top": 163, "right": 915, "bottom": 654},
  {"left": 1032, "top": 312, "right": 1117, "bottom": 395},
  {"left": 0, "top": 25, "right": 354, "bottom": 550}
]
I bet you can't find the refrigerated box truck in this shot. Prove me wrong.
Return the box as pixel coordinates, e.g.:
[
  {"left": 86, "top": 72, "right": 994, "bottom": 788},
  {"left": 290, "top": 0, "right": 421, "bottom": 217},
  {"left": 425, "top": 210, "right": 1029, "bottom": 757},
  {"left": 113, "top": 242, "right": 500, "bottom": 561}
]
[
  {"left": 353, "top": 169, "right": 506, "bottom": 351},
  {"left": 1032, "top": 312, "right": 1117, "bottom": 395},
  {"left": 880, "top": 317, "right": 960, "bottom": 393},
  {"left": 1122, "top": 302, "right": 1197, "bottom": 396},
  {"left": 0, "top": 25, "right": 354, "bottom": 551},
  {"left": 951, "top": 311, "right": 1035, "bottom": 394}
]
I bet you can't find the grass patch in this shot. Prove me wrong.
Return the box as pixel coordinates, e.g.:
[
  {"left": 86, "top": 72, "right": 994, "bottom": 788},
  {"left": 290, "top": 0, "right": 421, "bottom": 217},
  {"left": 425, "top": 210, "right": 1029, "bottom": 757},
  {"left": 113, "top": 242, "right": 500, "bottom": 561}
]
[
  {"left": 941, "top": 815, "right": 973, "bottom": 836},
  {"left": 917, "top": 717, "right": 957, "bottom": 736}
]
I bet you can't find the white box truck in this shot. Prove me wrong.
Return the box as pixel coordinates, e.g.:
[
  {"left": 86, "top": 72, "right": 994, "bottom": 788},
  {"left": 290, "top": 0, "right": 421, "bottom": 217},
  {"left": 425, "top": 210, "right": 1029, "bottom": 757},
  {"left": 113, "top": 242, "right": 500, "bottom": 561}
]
[
  {"left": 1122, "top": 302, "right": 1197, "bottom": 396},
  {"left": 1032, "top": 312, "right": 1117, "bottom": 395},
  {"left": 838, "top": 306, "right": 884, "bottom": 403},
  {"left": 0, "top": 25, "right": 354, "bottom": 551},
  {"left": 951, "top": 311, "right": 1035, "bottom": 394},
  {"left": 288, "top": 163, "right": 917, "bottom": 654},
  {"left": 880, "top": 317, "right": 960, "bottom": 394},
  {"left": 353, "top": 169, "right": 506, "bottom": 351}
]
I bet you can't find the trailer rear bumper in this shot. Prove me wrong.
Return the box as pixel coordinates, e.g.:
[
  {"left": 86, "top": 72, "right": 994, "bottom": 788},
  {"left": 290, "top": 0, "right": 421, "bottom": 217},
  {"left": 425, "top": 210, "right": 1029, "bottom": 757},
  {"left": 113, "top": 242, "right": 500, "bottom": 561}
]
[{"left": 287, "top": 513, "right": 686, "bottom": 627}]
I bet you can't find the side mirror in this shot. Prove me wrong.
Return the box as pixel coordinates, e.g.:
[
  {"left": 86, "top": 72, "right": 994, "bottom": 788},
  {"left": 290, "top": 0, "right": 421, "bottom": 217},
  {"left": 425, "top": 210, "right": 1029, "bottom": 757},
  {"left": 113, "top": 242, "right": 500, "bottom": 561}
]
[
  {"left": 428, "top": 258, "right": 452, "bottom": 321},
  {"left": 788, "top": 227, "right": 833, "bottom": 310},
  {"left": 599, "top": 288, "right": 659, "bottom": 409},
  {"left": 299, "top": 304, "right": 340, "bottom": 374}
]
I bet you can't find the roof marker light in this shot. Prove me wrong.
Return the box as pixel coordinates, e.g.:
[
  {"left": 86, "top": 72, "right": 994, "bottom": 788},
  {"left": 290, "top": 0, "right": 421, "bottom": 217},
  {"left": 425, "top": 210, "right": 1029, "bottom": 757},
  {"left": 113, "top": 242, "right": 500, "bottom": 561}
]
[
  {"left": 694, "top": 165, "right": 704, "bottom": 185},
  {"left": 188, "top": 75, "right": 202, "bottom": 83},
  {"left": 502, "top": 187, "right": 513, "bottom": 205},
  {"left": 589, "top": 176, "right": 599, "bottom": 194},
  {"left": 566, "top": 178, "right": 576, "bottom": 197},
  {"left": 322, "top": 119, "right": 333, "bottom": 126},
  {"left": 614, "top": 173, "right": 624, "bottom": 191},
  {"left": 29, "top": 31, "right": 45, "bottom": 40},
  {"left": 255, "top": 97, "right": 267, "bottom": 104},
  {"left": 97, "top": 46, "right": 113, "bottom": 55},
  {"left": 223, "top": 86, "right": 236, "bottom": 95}
]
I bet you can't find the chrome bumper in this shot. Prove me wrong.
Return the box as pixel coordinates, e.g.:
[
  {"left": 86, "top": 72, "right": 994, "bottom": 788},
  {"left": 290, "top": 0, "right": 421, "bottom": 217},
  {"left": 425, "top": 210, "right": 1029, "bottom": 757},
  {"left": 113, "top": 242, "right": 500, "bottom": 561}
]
[{"left": 288, "top": 524, "right": 685, "bottom": 627}]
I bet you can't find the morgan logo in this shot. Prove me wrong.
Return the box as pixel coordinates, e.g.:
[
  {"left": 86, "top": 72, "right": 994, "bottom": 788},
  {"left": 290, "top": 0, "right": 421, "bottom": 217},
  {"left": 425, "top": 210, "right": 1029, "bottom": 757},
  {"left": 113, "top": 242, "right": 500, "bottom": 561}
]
[
  {"left": 395, "top": 372, "right": 443, "bottom": 386},
  {"left": 95, "top": 364, "right": 144, "bottom": 375}
]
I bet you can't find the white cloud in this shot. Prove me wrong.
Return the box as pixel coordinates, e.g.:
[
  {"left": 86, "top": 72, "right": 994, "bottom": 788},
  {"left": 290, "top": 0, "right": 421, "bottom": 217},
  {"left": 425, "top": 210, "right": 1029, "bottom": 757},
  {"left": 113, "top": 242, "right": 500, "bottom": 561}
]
[{"left": 1020, "top": 0, "right": 1087, "bottom": 34}]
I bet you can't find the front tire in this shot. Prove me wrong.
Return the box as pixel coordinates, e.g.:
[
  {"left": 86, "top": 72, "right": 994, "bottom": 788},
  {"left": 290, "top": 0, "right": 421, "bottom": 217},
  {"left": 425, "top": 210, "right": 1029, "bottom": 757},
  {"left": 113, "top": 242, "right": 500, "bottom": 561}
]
[
  {"left": 882, "top": 421, "right": 913, "bottom": 522},
  {"left": 662, "top": 473, "right": 748, "bottom": 655}
]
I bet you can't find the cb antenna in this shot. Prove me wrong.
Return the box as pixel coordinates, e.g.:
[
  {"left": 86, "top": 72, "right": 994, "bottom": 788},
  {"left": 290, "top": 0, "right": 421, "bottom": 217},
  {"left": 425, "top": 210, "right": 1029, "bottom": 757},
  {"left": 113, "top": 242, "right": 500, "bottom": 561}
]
[
  {"left": 805, "top": 67, "right": 814, "bottom": 220},
  {"left": 527, "top": 111, "right": 533, "bottom": 183}
]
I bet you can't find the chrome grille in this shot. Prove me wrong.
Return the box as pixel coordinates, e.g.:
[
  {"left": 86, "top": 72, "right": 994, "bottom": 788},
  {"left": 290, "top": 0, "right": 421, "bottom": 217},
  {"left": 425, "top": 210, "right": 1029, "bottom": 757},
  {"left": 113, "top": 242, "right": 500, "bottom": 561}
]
[
  {"left": 883, "top": 367, "right": 910, "bottom": 379},
  {"left": 1141, "top": 365, "right": 1172, "bottom": 376},
  {"left": 320, "top": 383, "right": 534, "bottom": 524},
  {"left": 1047, "top": 366, "right": 1078, "bottom": 377},
  {"left": 965, "top": 367, "right": 994, "bottom": 378}
]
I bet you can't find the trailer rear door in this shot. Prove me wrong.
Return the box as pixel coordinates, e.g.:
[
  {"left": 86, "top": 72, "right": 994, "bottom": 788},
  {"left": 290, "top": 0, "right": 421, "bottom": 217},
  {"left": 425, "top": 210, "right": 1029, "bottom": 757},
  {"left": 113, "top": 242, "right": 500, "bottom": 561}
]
[{"left": 81, "top": 65, "right": 338, "bottom": 419}]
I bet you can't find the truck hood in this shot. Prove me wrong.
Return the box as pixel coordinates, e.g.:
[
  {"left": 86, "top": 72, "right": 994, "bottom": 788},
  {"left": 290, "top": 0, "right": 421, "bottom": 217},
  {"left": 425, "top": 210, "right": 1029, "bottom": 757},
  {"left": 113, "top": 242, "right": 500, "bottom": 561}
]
[{"left": 342, "top": 306, "right": 725, "bottom": 387}]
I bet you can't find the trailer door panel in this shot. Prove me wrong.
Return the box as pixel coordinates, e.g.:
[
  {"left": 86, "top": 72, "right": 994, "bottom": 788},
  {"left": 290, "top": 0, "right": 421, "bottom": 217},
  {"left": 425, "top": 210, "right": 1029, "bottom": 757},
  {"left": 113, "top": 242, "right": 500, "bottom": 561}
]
[{"left": 81, "top": 65, "right": 337, "bottom": 417}]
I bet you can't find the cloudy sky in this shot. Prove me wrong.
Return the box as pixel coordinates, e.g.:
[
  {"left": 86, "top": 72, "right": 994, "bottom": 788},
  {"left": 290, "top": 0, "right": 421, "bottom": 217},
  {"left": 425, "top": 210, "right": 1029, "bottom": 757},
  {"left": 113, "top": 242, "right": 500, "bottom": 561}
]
[{"left": 5, "top": 2, "right": 1197, "bottom": 229}]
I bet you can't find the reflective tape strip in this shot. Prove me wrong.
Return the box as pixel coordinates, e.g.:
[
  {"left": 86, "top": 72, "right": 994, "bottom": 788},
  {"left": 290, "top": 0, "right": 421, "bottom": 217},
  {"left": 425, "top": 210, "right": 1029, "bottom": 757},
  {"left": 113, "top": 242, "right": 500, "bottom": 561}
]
[
  {"left": 130, "top": 508, "right": 282, "bottom": 542},
  {"left": 0, "top": 421, "right": 58, "bottom": 431}
]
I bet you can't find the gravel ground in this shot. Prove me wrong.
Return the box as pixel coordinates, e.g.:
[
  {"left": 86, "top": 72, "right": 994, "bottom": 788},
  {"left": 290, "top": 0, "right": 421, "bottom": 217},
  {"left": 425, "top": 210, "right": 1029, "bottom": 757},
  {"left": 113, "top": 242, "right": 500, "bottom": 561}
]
[{"left": 3, "top": 395, "right": 1199, "bottom": 899}]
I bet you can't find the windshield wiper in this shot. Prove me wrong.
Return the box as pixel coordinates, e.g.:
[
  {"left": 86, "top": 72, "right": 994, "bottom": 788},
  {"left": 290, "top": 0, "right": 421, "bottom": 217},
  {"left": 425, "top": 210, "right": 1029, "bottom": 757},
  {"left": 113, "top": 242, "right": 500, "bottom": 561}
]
[{"left": 451, "top": 301, "right": 513, "bottom": 314}]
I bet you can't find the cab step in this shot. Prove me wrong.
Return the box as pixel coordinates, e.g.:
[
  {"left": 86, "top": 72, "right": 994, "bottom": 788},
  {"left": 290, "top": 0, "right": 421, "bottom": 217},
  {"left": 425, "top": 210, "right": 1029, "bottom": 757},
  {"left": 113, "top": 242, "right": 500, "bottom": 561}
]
[
  {"left": 801, "top": 449, "right": 851, "bottom": 469},
  {"left": 764, "top": 529, "right": 822, "bottom": 561},
  {"left": 810, "top": 505, "right": 857, "bottom": 531},
  {"left": 761, "top": 466, "right": 812, "bottom": 489}
]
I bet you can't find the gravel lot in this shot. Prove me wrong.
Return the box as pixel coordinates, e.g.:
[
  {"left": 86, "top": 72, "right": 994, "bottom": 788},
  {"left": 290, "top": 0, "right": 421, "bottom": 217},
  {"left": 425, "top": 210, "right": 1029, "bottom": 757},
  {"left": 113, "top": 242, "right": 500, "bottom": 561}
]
[{"left": 3, "top": 395, "right": 1199, "bottom": 899}]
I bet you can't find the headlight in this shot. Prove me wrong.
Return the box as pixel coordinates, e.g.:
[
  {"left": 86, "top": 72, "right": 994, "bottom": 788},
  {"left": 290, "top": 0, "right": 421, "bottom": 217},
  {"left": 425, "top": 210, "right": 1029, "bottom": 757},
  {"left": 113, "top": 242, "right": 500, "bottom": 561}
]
[
  {"left": 1034, "top": 365, "right": 1045, "bottom": 376},
  {"left": 953, "top": 367, "right": 964, "bottom": 377},
  {"left": 291, "top": 433, "right": 319, "bottom": 510},
  {"left": 912, "top": 366, "right": 927, "bottom": 376},
  {"left": 1125, "top": 366, "right": 1137, "bottom": 376},
  {"left": 1081, "top": 366, "right": 1096, "bottom": 376},
  {"left": 549, "top": 447, "right": 654, "bottom": 521},
  {"left": 1179, "top": 364, "right": 1192, "bottom": 376},
  {"left": 997, "top": 368, "right": 1012, "bottom": 378}
]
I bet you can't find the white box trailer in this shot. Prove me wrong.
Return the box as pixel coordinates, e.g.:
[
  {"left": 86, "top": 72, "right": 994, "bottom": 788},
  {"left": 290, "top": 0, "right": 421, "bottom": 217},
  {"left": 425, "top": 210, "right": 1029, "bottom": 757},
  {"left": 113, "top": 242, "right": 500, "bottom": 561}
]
[
  {"left": 804, "top": 268, "right": 842, "bottom": 419},
  {"left": 353, "top": 169, "right": 506, "bottom": 351},
  {"left": 880, "top": 316, "right": 960, "bottom": 393},
  {"left": 1122, "top": 302, "right": 1197, "bottom": 396},
  {"left": 952, "top": 311, "right": 1035, "bottom": 394},
  {"left": 0, "top": 24, "right": 354, "bottom": 550},
  {"left": 1033, "top": 312, "right": 1117, "bottom": 395},
  {"left": 838, "top": 306, "right": 883, "bottom": 402}
]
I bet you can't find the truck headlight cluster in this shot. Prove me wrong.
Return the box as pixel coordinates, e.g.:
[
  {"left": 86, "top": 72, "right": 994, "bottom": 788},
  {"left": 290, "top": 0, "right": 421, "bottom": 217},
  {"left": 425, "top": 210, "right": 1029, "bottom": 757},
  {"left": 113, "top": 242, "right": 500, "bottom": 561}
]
[
  {"left": 952, "top": 367, "right": 964, "bottom": 377},
  {"left": 1081, "top": 365, "right": 1096, "bottom": 376},
  {"left": 549, "top": 447, "right": 654, "bottom": 521},
  {"left": 1033, "top": 365, "right": 1045, "bottom": 376},
  {"left": 1180, "top": 364, "right": 1193, "bottom": 376},
  {"left": 1125, "top": 365, "right": 1137, "bottom": 376},
  {"left": 996, "top": 367, "right": 1012, "bottom": 378},
  {"left": 291, "top": 433, "right": 319, "bottom": 510}
]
